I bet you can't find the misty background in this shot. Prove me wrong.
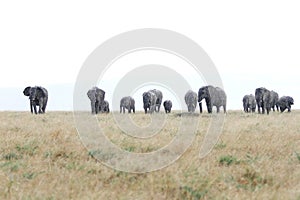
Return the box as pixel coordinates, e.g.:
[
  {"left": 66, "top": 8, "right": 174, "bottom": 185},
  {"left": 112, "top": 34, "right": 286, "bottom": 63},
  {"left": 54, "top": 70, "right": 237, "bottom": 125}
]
[{"left": 0, "top": 1, "right": 299, "bottom": 111}]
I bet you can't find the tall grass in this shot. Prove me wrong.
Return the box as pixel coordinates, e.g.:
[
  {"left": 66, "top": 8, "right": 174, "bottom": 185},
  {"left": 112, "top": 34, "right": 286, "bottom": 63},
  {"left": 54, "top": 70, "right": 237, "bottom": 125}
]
[{"left": 0, "top": 111, "right": 299, "bottom": 199}]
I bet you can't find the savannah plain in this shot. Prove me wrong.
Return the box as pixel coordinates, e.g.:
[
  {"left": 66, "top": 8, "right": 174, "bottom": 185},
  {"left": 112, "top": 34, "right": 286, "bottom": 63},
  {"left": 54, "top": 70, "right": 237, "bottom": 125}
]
[{"left": 0, "top": 111, "right": 299, "bottom": 199}]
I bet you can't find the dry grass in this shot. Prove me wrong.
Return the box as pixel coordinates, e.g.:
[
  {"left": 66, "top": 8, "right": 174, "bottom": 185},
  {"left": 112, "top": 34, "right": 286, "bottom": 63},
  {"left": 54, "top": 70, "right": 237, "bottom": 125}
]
[{"left": 0, "top": 111, "right": 300, "bottom": 199}]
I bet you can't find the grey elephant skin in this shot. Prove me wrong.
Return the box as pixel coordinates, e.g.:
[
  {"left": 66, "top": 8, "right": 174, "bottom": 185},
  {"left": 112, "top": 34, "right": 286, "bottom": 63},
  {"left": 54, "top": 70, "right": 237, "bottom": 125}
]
[
  {"left": 243, "top": 94, "right": 256, "bottom": 113},
  {"left": 23, "top": 86, "right": 48, "bottom": 114},
  {"left": 198, "top": 85, "right": 227, "bottom": 113},
  {"left": 185, "top": 90, "right": 198, "bottom": 113},
  {"left": 100, "top": 100, "right": 110, "bottom": 113},
  {"left": 120, "top": 96, "right": 135, "bottom": 113},
  {"left": 149, "top": 89, "right": 163, "bottom": 112},
  {"left": 163, "top": 100, "right": 172, "bottom": 113},
  {"left": 255, "top": 87, "right": 271, "bottom": 114},
  {"left": 143, "top": 91, "right": 157, "bottom": 114},
  {"left": 277, "top": 96, "right": 294, "bottom": 112},
  {"left": 270, "top": 90, "right": 279, "bottom": 112},
  {"left": 87, "top": 87, "right": 105, "bottom": 114}
]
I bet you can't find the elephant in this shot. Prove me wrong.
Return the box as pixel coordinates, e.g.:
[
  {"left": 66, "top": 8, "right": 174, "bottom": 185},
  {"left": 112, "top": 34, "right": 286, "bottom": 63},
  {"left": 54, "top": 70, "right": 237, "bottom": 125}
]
[
  {"left": 100, "top": 100, "right": 110, "bottom": 113},
  {"left": 23, "top": 86, "right": 48, "bottom": 114},
  {"left": 198, "top": 85, "right": 227, "bottom": 113},
  {"left": 185, "top": 90, "right": 198, "bottom": 113},
  {"left": 255, "top": 87, "right": 271, "bottom": 114},
  {"left": 277, "top": 96, "right": 294, "bottom": 112},
  {"left": 270, "top": 90, "right": 279, "bottom": 112},
  {"left": 242, "top": 94, "right": 256, "bottom": 113},
  {"left": 87, "top": 87, "right": 105, "bottom": 114},
  {"left": 163, "top": 100, "right": 172, "bottom": 113},
  {"left": 149, "top": 89, "right": 163, "bottom": 112},
  {"left": 120, "top": 96, "right": 135, "bottom": 113},
  {"left": 142, "top": 91, "right": 157, "bottom": 114}
]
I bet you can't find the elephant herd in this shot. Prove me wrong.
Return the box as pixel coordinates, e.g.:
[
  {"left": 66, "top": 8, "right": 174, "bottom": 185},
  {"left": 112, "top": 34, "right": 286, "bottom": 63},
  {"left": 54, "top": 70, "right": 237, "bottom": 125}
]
[
  {"left": 85, "top": 85, "right": 227, "bottom": 114},
  {"left": 22, "top": 85, "right": 294, "bottom": 115},
  {"left": 243, "top": 87, "right": 294, "bottom": 114}
]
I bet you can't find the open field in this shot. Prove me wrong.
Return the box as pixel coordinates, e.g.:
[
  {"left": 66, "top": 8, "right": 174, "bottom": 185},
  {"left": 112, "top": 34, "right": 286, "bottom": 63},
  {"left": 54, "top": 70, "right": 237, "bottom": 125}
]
[{"left": 0, "top": 111, "right": 299, "bottom": 199}]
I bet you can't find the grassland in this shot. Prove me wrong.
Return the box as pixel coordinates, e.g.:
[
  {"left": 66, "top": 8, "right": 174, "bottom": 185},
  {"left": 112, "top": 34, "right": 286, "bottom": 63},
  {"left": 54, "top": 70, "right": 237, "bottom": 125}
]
[{"left": 0, "top": 111, "right": 299, "bottom": 199}]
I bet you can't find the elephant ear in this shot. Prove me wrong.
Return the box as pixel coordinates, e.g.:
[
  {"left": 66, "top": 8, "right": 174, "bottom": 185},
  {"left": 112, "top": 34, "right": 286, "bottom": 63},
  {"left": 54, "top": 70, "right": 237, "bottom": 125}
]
[
  {"left": 23, "top": 86, "right": 31, "bottom": 96},
  {"left": 143, "top": 92, "right": 150, "bottom": 99},
  {"left": 87, "top": 89, "right": 95, "bottom": 100},
  {"left": 97, "top": 88, "right": 105, "bottom": 100}
]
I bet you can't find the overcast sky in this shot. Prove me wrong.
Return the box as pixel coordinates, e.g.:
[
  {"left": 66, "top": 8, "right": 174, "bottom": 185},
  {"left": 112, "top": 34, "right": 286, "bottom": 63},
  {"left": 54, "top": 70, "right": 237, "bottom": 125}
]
[{"left": 0, "top": 1, "right": 299, "bottom": 111}]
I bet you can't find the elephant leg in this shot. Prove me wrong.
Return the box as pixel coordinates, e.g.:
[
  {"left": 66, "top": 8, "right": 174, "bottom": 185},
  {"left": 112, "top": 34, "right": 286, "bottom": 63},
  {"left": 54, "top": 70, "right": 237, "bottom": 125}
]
[
  {"left": 144, "top": 107, "right": 147, "bottom": 114},
  {"left": 30, "top": 101, "right": 33, "bottom": 114},
  {"left": 158, "top": 105, "right": 160, "bottom": 112},
  {"left": 287, "top": 105, "right": 291, "bottom": 112},
  {"left": 257, "top": 106, "right": 261, "bottom": 114},
  {"left": 150, "top": 105, "right": 155, "bottom": 113},
  {"left": 43, "top": 99, "right": 47, "bottom": 113},
  {"left": 91, "top": 102, "right": 96, "bottom": 114},
  {"left": 216, "top": 106, "right": 220, "bottom": 113},
  {"left": 96, "top": 102, "right": 101, "bottom": 114},
  {"left": 276, "top": 104, "right": 279, "bottom": 112},
  {"left": 38, "top": 103, "right": 43, "bottom": 114},
  {"left": 199, "top": 102, "right": 202, "bottom": 113},
  {"left": 133, "top": 106, "right": 135, "bottom": 113},
  {"left": 223, "top": 105, "right": 226, "bottom": 113},
  {"left": 261, "top": 104, "right": 265, "bottom": 114},
  {"left": 39, "top": 99, "right": 45, "bottom": 113},
  {"left": 32, "top": 102, "right": 37, "bottom": 114},
  {"left": 207, "top": 104, "right": 212, "bottom": 113},
  {"left": 129, "top": 108, "right": 131, "bottom": 113}
]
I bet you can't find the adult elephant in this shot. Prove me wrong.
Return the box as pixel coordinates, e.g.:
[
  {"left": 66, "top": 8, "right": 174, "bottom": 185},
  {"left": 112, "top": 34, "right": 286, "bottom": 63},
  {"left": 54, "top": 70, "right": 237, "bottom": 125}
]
[
  {"left": 277, "top": 96, "right": 294, "bottom": 112},
  {"left": 185, "top": 90, "right": 197, "bottom": 113},
  {"left": 255, "top": 87, "right": 271, "bottom": 114},
  {"left": 163, "top": 100, "right": 172, "bottom": 113},
  {"left": 100, "top": 100, "right": 110, "bottom": 113},
  {"left": 242, "top": 94, "right": 256, "bottom": 113},
  {"left": 87, "top": 87, "right": 105, "bottom": 114},
  {"left": 120, "top": 96, "right": 135, "bottom": 113},
  {"left": 23, "top": 86, "right": 48, "bottom": 114},
  {"left": 270, "top": 90, "right": 279, "bottom": 112},
  {"left": 198, "top": 85, "right": 227, "bottom": 113},
  {"left": 143, "top": 91, "right": 157, "bottom": 114},
  {"left": 149, "top": 89, "right": 163, "bottom": 112}
]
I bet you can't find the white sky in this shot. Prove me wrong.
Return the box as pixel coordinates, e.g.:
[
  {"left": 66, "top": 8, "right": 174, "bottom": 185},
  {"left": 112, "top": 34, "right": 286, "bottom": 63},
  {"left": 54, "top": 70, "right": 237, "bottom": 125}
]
[{"left": 0, "top": 1, "right": 300, "bottom": 111}]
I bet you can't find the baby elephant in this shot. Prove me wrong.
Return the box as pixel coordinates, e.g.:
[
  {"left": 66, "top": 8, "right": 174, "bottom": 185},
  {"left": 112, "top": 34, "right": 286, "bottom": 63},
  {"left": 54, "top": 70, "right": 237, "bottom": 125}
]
[
  {"left": 163, "top": 100, "right": 172, "bottom": 113},
  {"left": 100, "top": 100, "right": 110, "bottom": 113},
  {"left": 277, "top": 96, "right": 294, "bottom": 112},
  {"left": 120, "top": 96, "right": 135, "bottom": 113},
  {"left": 242, "top": 94, "right": 256, "bottom": 113},
  {"left": 185, "top": 90, "right": 198, "bottom": 113}
]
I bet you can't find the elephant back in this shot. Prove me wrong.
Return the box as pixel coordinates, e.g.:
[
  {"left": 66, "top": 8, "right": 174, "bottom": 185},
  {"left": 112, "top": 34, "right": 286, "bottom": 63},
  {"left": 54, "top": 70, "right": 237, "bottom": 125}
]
[
  {"left": 149, "top": 89, "right": 163, "bottom": 104},
  {"left": 214, "top": 87, "right": 227, "bottom": 106},
  {"left": 243, "top": 95, "right": 249, "bottom": 104},
  {"left": 36, "top": 86, "right": 48, "bottom": 98},
  {"left": 185, "top": 90, "right": 197, "bottom": 105},
  {"left": 249, "top": 94, "right": 256, "bottom": 105}
]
